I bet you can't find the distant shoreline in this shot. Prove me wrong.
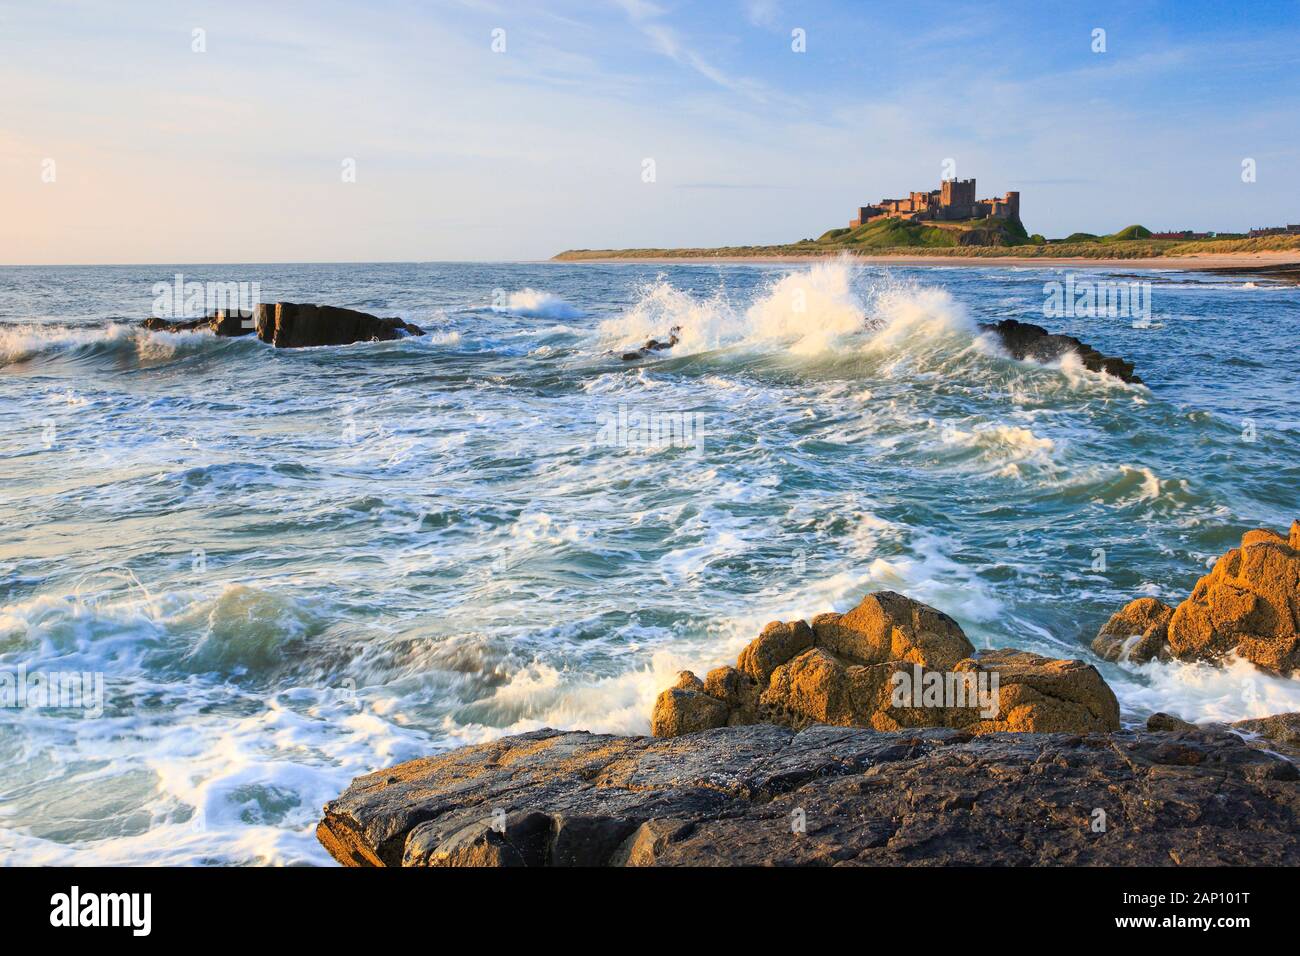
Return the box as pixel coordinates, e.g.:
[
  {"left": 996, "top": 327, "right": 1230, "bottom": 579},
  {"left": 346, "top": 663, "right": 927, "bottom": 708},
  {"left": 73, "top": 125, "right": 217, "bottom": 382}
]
[{"left": 550, "top": 250, "right": 1300, "bottom": 275}]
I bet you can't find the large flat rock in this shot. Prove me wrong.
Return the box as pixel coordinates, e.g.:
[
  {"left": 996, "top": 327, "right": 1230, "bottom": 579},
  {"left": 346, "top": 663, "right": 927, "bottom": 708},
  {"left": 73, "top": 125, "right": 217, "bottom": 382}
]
[{"left": 318, "top": 723, "right": 1299, "bottom": 866}]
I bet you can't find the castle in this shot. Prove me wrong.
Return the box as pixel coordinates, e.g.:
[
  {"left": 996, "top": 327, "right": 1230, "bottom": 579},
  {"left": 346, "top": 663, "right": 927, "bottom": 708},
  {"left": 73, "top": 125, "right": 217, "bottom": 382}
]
[
  {"left": 850, "top": 177, "right": 1020, "bottom": 228},
  {"left": 1248, "top": 224, "right": 1300, "bottom": 238}
]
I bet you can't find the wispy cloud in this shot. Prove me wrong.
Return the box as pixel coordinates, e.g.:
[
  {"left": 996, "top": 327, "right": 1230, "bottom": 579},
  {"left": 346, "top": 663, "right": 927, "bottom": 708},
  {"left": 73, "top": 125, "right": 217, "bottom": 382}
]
[
  {"left": 612, "top": 0, "right": 777, "bottom": 102},
  {"left": 743, "top": 0, "right": 782, "bottom": 30}
]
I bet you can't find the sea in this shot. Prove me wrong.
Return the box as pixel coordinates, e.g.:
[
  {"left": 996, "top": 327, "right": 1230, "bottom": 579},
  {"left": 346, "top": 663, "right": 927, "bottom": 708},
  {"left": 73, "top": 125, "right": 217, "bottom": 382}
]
[{"left": 2, "top": 257, "right": 1298, "bottom": 864}]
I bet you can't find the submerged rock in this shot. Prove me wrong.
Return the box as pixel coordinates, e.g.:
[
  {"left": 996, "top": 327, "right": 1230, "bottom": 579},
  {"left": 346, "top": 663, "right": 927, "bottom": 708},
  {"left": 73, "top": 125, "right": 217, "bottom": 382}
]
[
  {"left": 1095, "top": 523, "right": 1300, "bottom": 675},
  {"left": 652, "top": 591, "right": 1120, "bottom": 737},
  {"left": 142, "top": 308, "right": 255, "bottom": 337},
  {"left": 317, "top": 723, "right": 1299, "bottom": 867},
  {"left": 143, "top": 302, "right": 423, "bottom": 348},
  {"left": 980, "top": 318, "right": 1142, "bottom": 383},
  {"left": 619, "top": 326, "right": 681, "bottom": 361}
]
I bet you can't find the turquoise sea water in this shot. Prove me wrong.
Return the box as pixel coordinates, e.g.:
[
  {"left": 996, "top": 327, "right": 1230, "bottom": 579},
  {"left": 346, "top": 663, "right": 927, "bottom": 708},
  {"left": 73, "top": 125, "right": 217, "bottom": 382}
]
[{"left": 2, "top": 258, "right": 1298, "bottom": 863}]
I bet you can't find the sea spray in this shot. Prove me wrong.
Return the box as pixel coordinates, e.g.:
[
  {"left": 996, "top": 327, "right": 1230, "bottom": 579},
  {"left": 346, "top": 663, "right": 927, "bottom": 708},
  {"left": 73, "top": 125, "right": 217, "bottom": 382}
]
[
  {"left": 491, "top": 288, "right": 584, "bottom": 319},
  {"left": 600, "top": 257, "right": 978, "bottom": 357}
]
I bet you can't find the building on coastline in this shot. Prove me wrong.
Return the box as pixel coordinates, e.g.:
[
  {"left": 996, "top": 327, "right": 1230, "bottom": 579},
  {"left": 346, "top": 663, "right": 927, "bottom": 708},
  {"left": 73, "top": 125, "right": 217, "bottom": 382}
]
[
  {"left": 849, "top": 177, "right": 1020, "bottom": 228},
  {"left": 1151, "top": 230, "right": 1213, "bottom": 240},
  {"left": 1248, "top": 224, "right": 1300, "bottom": 238}
]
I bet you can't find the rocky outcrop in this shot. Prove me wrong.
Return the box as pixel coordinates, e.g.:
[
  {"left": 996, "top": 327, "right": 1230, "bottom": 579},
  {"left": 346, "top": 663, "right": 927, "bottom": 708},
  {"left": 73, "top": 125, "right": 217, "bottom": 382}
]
[
  {"left": 652, "top": 591, "right": 1120, "bottom": 737},
  {"left": 143, "top": 302, "right": 424, "bottom": 348},
  {"left": 317, "top": 722, "right": 1299, "bottom": 867},
  {"left": 253, "top": 302, "right": 424, "bottom": 348},
  {"left": 1093, "top": 596, "right": 1174, "bottom": 663},
  {"left": 980, "top": 318, "right": 1142, "bottom": 383},
  {"left": 1095, "top": 523, "right": 1300, "bottom": 674},
  {"left": 649, "top": 672, "right": 730, "bottom": 736}
]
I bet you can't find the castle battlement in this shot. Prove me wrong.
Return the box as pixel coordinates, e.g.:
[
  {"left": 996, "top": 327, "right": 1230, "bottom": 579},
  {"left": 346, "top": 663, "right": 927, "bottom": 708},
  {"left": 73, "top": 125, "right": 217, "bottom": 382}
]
[{"left": 850, "top": 177, "right": 1020, "bottom": 228}]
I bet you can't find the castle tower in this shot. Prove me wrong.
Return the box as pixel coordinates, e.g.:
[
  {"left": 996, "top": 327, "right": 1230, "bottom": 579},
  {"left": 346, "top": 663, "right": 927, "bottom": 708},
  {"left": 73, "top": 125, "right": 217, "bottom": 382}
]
[{"left": 939, "top": 178, "right": 976, "bottom": 218}]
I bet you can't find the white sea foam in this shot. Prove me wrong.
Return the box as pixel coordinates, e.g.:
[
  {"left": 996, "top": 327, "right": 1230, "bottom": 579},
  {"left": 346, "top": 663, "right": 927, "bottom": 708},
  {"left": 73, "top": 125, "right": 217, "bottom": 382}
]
[
  {"left": 1108, "top": 654, "right": 1300, "bottom": 725},
  {"left": 1, "top": 322, "right": 148, "bottom": 365},
  {"left": 492, "top": 289, "right": 584, "bottom": 319},
  {"left": 0, "top": 321, "right": 259, "bottom": 367},
  {"left": 423, "top": 329, "right": 462, "bottom": 345},
  {"left": 600, "top": 257, "right": 982, "bottom": 362}
]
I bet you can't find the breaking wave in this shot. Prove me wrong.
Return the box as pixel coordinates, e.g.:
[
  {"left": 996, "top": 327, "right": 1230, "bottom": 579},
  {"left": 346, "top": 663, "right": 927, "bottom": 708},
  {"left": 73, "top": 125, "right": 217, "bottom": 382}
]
[
  {"left": 491, "top": 289, "right": 584, "bottom": 319},
  {"left": 599, "top": 257, "right": 979, "bottom": 360},
  {"left": 0, "top": 321, "right": 254, "bottom": 368}
]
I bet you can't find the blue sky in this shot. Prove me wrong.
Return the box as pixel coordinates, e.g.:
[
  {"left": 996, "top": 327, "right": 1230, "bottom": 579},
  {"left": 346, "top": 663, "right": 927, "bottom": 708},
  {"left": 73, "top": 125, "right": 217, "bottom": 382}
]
[{"left": 3, "top": 0, "right": 1299, "bottom": 263}]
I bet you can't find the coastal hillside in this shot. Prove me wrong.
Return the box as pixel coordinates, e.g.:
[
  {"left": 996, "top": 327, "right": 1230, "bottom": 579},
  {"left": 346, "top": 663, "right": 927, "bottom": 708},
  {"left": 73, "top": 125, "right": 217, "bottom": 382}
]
[{"left": 553, "top": 228, "right": 1300, "bottom": 261}]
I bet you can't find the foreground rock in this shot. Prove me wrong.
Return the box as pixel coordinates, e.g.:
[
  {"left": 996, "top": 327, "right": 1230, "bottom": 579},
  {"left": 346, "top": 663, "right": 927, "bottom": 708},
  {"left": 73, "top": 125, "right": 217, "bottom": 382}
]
[
  {"left": 1147, "top": 711, "right": 1300, "bottom": 762},
  {"left": 317, "top": 723, "right": 1299, "bottom": 866},
  {"left": 143, "top": 302, "right": 424, "bottom": 348},
  {"left": 1232, "top": 712, "right": 1300, "bottom": 760},
  {"left": 1095, "top": 522, "right": 1300, "bottom": 674},
  {"left": 979, "top": 318, "right": 1142, "bottom": 383},
  {"left": 653, "top": 591, "right": 1120, "bottom": 737}
]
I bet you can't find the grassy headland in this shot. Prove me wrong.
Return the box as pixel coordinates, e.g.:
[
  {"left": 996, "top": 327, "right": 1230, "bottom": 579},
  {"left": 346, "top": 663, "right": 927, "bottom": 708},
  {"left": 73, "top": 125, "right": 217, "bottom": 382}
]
[{"left": 553, "top": 220, "right": 1300, "bottom": 261}]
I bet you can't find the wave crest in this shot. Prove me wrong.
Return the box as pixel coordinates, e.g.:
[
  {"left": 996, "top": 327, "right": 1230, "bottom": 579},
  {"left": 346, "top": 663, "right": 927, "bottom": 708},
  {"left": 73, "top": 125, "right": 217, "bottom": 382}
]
[
  {"left": 0, "top": 321, "right": 248, "bottom": 367},
  {"left": 491, "top": 289, "right": 584, "bottom": 319},
  {"left": 600, "top": 258, "right": 976, "bottom": 359}
]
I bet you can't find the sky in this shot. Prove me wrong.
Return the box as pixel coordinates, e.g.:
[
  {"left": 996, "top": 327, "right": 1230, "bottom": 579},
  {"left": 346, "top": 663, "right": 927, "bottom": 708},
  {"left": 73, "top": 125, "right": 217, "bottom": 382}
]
[{"left": 2, "top": 0, "right": 1299, "bottom": 264}]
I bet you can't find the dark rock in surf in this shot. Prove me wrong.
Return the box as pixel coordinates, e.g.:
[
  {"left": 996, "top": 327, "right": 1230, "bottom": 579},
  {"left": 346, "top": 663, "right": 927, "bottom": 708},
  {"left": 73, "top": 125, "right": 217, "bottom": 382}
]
[
  {"left": 619, "top": 327, "right": 681, "bottom": 361},
  {"left": 212, "top": 309, "right": 256, "bottom": 337},
  {"left": 253, "top": 302, "right": 424, "bottom": 348},
  {"left": 981, "top": 318, "right": 1142, "bottom": 384},
  {"left": 316, "top": 722, "right": 1300, "bottom": 867},
  {"left": 142, "top": 308, "right": 255, "bottom": 337},
  {"left": 143, "top": 302, "right": 424, "bottom": 348}
]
